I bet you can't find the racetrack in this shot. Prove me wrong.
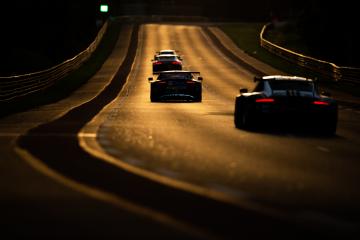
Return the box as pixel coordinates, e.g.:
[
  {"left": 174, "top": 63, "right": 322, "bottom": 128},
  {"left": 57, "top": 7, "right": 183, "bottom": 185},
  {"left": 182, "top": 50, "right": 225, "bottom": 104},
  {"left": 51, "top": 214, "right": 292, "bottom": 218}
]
[
  {"left": 90, "top": 24, "right": 360, "bottom": 216},
  {"left": 89, "top": 23, "right": 360, "bottom": 227},
  {"left": 2, "top": 22, "right": 360, "bottom": 239}
]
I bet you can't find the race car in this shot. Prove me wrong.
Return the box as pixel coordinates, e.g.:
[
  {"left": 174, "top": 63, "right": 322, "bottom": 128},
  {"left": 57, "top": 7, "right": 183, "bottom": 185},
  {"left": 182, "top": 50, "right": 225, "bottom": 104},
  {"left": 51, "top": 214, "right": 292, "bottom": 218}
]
[
  {"left": 152, "top": 54, "right": 182, "bottom": 72},
  {"left": 148, "top": 70, "right": 203, "bottom": 102},
  {"left": 157, "top": 49, "right": 177, "bottom": 55},
  {"left": 234, "top": 75, "right": 338, "bottom": 134},
  {"left": 154, "top": 49, "right": 182, "bottom": 60}
]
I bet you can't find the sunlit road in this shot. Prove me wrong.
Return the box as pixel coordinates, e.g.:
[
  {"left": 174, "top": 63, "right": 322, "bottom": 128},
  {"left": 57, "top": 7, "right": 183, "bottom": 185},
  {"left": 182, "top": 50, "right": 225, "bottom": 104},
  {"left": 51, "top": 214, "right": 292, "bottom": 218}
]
[
  {"left": 96, "top": 24, "right": 360, "bottom": 225},
  {"left": 2, "top": 22, "right": 360, "bottom": 239}
]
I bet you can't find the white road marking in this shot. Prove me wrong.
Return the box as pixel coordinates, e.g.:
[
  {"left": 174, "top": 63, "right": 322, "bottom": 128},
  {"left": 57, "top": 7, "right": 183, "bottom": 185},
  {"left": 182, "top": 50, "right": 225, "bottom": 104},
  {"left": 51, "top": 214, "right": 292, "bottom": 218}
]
[
  {"left": 15, "top": 146, "right": 214, "bottom": 240},
  {"left": 317, "top": 146, "right": 330, "bottom": 152},
  {"left": 78, "top": 133, "right": 97, "bottom": 138}
]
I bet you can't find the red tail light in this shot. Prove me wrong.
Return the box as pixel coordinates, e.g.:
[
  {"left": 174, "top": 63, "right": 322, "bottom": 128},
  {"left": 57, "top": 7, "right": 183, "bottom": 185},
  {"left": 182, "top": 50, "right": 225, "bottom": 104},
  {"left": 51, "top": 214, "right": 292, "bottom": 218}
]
[
  {"left": 256, "top": 98, "right": 275, "bottom": 103},
  {"left": 172, "top": 61, "right": 181, "bottom": 65},
  {"left": 312, "top": 100, "right": 330, "bottom": 106},
  {"left": 153, "top": 61, "right": 163, "bottom": 65}
]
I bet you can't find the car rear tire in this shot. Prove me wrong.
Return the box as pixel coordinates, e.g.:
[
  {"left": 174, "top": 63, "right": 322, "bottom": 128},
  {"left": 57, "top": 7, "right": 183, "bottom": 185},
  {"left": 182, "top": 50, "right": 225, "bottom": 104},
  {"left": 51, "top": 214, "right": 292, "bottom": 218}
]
[
  {"left": 320, "top": 114, "right": 338, "bottom": 135},
  {"left": 194, "top": 90, "right": 202, "bottom": 102},
  {"left": 234, "top": 99, "right": 253, "bottom": 129},
  {"left": 150, "top": 96, "right": 158, "bottom": 102},
  {"left": 241, "top": 110, "right": 253, "bottom": 129},
  {"left": 150, "top": 86, "right": 159, "bottom": 102},
  {"left": 234, "top": 99, "right": 242, "bottom": 128}
]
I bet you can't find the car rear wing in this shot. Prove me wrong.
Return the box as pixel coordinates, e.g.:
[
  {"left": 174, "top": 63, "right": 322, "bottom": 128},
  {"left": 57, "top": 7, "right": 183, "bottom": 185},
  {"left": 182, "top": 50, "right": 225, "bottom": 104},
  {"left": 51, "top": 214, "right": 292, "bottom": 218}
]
[
  {"left": 156, "top": 50, "right": 181, "bottom": 53},
  {"left": 254, "top": 76, "right": 265, "bottom": 82}
]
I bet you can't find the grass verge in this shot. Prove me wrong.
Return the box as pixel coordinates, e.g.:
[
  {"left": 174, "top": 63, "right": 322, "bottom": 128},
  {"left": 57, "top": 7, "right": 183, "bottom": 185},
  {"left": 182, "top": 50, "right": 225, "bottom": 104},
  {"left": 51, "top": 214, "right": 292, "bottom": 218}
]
[
  {"left": 219, "top": 23, "right": 359, "bottom": 98},
  {"left": 0, "top": 20, "right": 123, "bottom": 118}
]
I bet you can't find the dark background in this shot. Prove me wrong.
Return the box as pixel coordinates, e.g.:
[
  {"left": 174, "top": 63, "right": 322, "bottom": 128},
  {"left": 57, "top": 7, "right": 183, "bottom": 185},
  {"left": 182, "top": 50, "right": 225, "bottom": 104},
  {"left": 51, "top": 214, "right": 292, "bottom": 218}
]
[
  {"left": 0, "top": 0, "right": 358, "bottom": 76},
  {"left": 1, "top": 0, "right": 98, "bottom": 75}
]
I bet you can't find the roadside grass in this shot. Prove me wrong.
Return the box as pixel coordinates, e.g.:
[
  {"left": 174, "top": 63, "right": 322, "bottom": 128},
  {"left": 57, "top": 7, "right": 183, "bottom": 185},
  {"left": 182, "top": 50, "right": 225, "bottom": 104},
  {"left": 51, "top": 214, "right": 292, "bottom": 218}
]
[
  {"left": 219, "top": 23, "right": 360, "bottom": 98},
  {"left": 220, "top": 23, "right": 312, "bottom": 77},
  {"left": 265, "top": 22, "right": 311, "bottom": 56},
  {"left": 0, "top": 20, "right": 122, "bottom": 118}
]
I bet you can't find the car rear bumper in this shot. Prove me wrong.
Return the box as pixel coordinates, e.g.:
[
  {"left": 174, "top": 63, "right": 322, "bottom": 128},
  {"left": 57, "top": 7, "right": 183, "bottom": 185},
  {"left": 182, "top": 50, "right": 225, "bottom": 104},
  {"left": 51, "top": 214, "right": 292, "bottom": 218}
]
[
  {"left": 151, "top": 84, "right": 201, "bottom": 101},
  {"left": 251, "top": 108, "right": 338, "bottom": 127}
]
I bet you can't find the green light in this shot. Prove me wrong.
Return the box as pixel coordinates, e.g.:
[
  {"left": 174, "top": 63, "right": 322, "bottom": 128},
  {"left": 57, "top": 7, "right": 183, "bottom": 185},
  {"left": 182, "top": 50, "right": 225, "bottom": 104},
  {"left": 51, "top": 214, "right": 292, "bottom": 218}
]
[{"left": 100, "top": 4, "right": 109, "bottom": 13}]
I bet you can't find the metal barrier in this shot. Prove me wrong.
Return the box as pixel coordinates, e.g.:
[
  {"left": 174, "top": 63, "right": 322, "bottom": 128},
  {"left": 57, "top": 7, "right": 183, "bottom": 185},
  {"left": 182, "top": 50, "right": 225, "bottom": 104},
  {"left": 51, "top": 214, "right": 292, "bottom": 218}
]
[
  {"left": 0, "top": 21, "right": 109, "bottom": 102},
  {"left": 260, "top": 23, "right": 360, "bottom": 84}
]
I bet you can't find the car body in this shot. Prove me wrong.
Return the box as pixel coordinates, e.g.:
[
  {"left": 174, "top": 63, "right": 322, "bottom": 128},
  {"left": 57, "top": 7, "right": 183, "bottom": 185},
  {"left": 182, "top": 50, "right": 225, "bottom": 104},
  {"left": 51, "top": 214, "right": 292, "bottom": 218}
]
[
  {"left": 152, "top": 54, "right": 182, "bottom": 72},
  {"left": 156, "top": 49, "right": 178, "bottom": 55},
  {"left": 148, "top": 70, "right": 203, "bottom": 102},
  {"left": 154, "top": 49, "right": 182, "bottom": 60},
  {"left": 234, "top": 75, "right": 338, "bottom": 134}
]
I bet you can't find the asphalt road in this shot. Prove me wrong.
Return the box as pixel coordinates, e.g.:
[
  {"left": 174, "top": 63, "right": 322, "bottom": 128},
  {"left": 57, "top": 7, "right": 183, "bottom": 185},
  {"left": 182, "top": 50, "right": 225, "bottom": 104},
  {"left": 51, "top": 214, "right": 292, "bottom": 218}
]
[
  {"left": 91, "top": 23, "right": 360, "bottom": 233},
  {"left": 0, "top": 24, "right": 200, "bottom": 240},
  {"left": 1, "top": 22, "right": 360, "bottom": 239}
]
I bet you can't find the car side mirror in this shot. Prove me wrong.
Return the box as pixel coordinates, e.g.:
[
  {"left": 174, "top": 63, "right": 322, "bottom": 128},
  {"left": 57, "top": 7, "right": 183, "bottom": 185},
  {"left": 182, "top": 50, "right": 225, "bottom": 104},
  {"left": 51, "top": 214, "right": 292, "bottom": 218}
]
[
  {"left": 198, "top": 76, "right": 203, "bottom": 81},
  {"left": 148, "top": 77, "right": 153, "bottom": 81},
  {"left": 240, "top": 88, "right": 248, "bottom": 94}
]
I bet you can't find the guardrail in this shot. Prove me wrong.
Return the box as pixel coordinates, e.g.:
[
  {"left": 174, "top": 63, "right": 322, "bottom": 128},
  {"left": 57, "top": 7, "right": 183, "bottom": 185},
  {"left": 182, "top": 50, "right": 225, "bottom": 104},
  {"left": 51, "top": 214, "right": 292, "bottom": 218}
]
[
  {"left": 260, "top": 23, "right": 360, "bottom": 84},
  {"left": 0, "top": 21, "right": 109, "bottom": 102}
]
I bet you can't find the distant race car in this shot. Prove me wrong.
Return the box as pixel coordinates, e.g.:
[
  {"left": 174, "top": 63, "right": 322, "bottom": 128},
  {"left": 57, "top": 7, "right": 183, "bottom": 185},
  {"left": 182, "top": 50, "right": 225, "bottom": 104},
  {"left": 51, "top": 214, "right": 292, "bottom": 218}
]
[
  {"left": 148, "top": 70, "right": 203, "bottom": 102},
  {"left": 154, "top": 49, "right": 182, "bottom": 60},
  {"left": 234, "top": 75, "right": 338, "bottom": 134},
  {"left": 152, "top": 54, "right": 182, "bottom": 72}
]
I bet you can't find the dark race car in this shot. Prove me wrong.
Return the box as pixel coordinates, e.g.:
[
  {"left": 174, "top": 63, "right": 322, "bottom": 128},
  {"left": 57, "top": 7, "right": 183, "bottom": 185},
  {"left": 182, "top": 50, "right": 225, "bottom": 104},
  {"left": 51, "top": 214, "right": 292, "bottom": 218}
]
[
  {"left": 152, "top": 54, "right": 182, "bottom": 72},
  {"left": 234, "top": 75, "right": 338, "bottom": 134},
  {"left": 148, "top": 70, "right": 203, "bottom": 102}
]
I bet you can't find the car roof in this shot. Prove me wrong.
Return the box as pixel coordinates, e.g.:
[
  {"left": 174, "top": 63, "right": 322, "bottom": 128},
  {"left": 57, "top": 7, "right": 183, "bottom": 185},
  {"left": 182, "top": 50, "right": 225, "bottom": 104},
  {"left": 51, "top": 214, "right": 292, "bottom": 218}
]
[
  {"left": 159, "top": 49, "right": 176, "bottom": 52},
  {"left": 154, "top": 70, "right": 200, "bottom": 75},
  {"left": 156, "top": 54, "right": 178, "bottom": 57},
  {"left": 157, "top": 70, "right": 196, "bottom": 73},
  {"left": 261, "top": 75, "right": 312, "bottom": 82}
]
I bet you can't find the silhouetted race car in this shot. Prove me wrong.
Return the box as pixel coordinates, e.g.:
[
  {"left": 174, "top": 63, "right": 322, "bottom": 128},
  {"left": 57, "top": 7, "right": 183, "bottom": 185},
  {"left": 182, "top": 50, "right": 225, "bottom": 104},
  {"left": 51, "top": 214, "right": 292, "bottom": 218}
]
[
  {"left": 148, "top": 70, "right": 203, "bottom": 102},
  {"left": 234, "top": 75, "right": 338, "bottom": 134},
  {"left": 152, "top": 54, "right": 182, "bottom": 72}
]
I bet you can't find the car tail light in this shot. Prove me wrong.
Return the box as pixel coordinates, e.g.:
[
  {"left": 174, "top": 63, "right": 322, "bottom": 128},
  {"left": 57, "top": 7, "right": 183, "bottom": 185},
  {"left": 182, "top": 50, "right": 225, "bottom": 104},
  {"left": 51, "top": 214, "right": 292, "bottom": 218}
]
[
  {"left": 312, "top": 100, "right": 330, "bottom": 106},
  {"left": 256, "top": 98, "right": 275, "bottom": 103},
  {"left": 172, "top": 61, "right": 181, "bottom": 65},
  {"left": 153, "top": 61, "right": 163, "bottom": 65}
]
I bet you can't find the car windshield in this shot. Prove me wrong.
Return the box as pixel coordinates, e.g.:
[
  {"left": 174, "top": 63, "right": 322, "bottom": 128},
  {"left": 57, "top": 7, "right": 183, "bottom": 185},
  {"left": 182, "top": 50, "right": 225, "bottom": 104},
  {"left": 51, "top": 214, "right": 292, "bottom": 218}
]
[{"left": 157, "top": 73, "right": 192, "bottom": 80}]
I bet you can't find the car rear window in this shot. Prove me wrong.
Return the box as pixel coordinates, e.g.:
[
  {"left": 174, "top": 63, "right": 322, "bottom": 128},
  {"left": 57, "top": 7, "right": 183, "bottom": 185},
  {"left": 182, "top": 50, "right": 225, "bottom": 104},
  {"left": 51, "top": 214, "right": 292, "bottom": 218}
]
[
  {"left": 269, "top": 80, "right": 314, "bottom": 92},
  {"left": 158, "top": 73, "right": 192, "bottom": 80},
  {"left": 157, "top": 56, "right": 178, "bottom": 61}
]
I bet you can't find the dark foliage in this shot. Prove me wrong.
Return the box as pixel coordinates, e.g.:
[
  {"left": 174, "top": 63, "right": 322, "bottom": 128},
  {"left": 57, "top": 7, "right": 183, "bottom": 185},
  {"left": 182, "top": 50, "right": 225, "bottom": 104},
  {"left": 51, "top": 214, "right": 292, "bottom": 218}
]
[
  {"left": 1, "top": 0, "right": 357, "bottom": 75},
  {"left": 295, "top": 1, "right": 359, "bottom": 66},
  {"left": 1, "top": 1, "right": 98, "bottom": 75}
]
